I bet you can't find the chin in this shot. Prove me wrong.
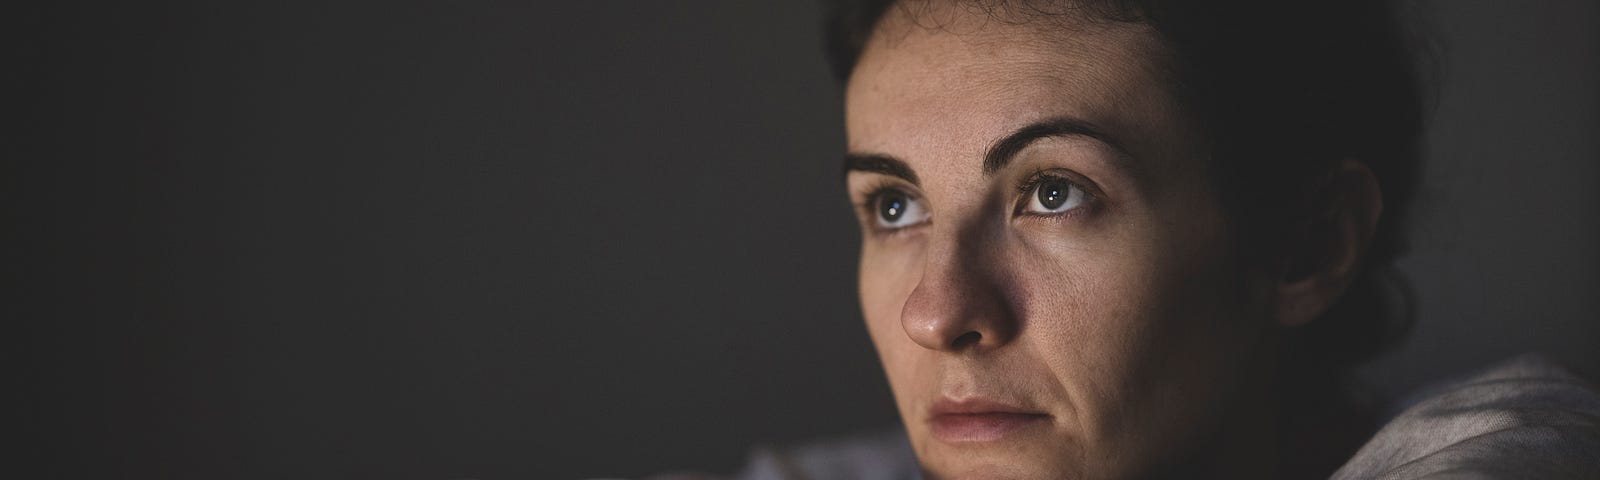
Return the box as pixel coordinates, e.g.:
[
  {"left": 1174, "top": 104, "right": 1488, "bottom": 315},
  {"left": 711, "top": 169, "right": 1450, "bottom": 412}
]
[
  {"left": 919, "top": 457, "right": 1080, "bottom": 480},
  {"left": 912, "top": 430, "right": 1087, "bottom": 480}
]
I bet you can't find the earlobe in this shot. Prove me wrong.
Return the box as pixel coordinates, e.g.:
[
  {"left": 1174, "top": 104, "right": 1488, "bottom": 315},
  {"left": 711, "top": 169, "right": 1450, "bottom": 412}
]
[{"left": 1274, "top": 159, "right": 1384, "bottom": 327}]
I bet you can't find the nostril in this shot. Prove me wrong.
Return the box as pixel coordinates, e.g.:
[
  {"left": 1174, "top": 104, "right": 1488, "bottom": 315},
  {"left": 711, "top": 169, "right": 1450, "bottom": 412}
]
[{"left": 951, "top": 331, "right": 983, "bottom": 349}]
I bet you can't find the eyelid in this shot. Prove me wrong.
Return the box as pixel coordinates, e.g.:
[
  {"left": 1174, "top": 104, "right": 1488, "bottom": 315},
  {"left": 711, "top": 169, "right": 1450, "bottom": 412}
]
[
  {"left": 854, "top": 179, "right": 930, "bottom": 235},
  {"left": 855, "top": 178, "right": 907, "bottom": 213},
  {"left": 1013, "top": 169, "right": 1102, "bottom": 215}
]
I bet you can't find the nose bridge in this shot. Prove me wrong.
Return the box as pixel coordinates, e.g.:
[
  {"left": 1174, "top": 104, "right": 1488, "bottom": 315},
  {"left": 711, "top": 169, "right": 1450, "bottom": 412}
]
[
  {"left": 900, "top": 209, "right": 1017, "bottom": 352},
  {"left": 923, "top": 213, "right": 996, "bottom": 285}
]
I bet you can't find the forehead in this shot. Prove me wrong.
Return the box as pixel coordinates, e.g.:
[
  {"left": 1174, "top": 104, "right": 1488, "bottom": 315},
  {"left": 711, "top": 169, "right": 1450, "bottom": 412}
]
[{"left": 844, "top": 8, "right": 1182, "bottom": 167}]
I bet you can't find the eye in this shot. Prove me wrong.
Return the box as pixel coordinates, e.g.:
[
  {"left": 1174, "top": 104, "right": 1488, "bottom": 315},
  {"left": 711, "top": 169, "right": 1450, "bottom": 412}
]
[
  {"left": 873, "top": 189, "right": 930, "bottom": 229},
  {"left": 1023, "top": 176, "right": 1087, "bottom": 214}
]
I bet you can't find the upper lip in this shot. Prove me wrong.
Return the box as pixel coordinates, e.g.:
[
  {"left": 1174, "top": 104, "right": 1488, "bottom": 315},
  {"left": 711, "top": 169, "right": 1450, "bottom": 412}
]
[{"left": 929, "top": 397, "right": 1047, "bottom": 417}]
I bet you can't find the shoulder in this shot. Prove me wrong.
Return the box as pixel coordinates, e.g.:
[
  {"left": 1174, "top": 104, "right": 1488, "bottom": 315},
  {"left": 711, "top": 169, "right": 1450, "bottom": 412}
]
[{"left": 1334, "top": 353, "right": 1600, "bottom": 480}]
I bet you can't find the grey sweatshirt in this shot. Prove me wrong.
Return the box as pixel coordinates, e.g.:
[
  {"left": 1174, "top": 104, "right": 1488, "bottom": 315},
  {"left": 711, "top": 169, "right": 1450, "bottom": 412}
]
[{"left": 643, "top": 353, "right": 1600, "bottom": 480}]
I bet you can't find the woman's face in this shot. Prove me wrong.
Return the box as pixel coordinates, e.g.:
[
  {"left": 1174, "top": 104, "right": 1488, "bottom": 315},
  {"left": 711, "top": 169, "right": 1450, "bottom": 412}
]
[{"left": 845, "top": 8, "right": 1279, "bottom": 479}]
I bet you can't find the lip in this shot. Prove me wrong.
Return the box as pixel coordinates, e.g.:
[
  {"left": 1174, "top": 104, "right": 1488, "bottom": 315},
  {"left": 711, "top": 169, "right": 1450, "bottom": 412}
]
[{"left": 928, "top": 397, "right": 1051, "bottom": 443}]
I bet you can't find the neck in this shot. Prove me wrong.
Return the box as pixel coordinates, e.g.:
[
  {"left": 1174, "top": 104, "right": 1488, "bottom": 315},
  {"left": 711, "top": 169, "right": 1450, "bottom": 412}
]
[
  {"left": 1156, "top": 348, "right": 1379, "bottom": 479},
  {"left": 1195, "top": 363, "right": 1284, "bottom": 479},
  {"left": 1274, "top": 365, "right": 1380, "bottom": 478},
  {"left": 1142, "top": 349, "right": 1281, "bottom": 479}
]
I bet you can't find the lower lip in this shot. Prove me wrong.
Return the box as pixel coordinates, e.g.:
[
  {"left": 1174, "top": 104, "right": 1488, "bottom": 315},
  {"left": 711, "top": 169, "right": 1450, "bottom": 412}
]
[{"left": 930, "top": 412, "right": 1051, "bottom": 442}]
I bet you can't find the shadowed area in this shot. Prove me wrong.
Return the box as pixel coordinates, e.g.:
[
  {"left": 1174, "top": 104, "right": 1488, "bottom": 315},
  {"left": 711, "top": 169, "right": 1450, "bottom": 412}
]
[{"left": 7, "top": 0, "right": 1596, "bottom": 478}]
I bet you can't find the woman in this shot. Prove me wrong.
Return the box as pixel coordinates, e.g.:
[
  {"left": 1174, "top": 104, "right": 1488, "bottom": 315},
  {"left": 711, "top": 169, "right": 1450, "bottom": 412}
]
[
  {"left": 834, "top": 0, "right": 1413, "bottom": 477},
  {"left": 666, "top": 1, "right": 1600, "bottom": 478}
]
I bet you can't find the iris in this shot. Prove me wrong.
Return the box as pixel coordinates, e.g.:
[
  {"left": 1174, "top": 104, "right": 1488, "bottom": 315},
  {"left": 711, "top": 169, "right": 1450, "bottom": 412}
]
[
  {"left": 880, "top": 194, "right": 906, "bottom": 222},
  {"left": 1038, "top": 180, "right": 1068, "bottom": 210}
]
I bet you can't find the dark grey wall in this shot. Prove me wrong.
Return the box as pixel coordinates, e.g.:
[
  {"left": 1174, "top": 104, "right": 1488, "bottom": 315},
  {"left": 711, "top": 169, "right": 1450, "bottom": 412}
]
[
  {"left": 10, "top": 1, "right": 1595, "bottom": 479},
  {"left": 1356, "top": 0, "right": 1600, "bottom": 398}
]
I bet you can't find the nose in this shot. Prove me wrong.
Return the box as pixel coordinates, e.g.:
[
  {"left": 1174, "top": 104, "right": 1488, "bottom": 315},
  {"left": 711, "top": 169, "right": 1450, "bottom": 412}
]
[{"left": 899, "top": 229, "right": 1019, "bottom": 353}]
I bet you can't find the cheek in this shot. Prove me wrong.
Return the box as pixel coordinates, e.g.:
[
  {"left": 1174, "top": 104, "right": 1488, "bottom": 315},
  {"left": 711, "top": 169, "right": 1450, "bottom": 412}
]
[
  {"left": 858, "top": 240, "right": 915, "bottom": 336},
  {"left": 1013, "top": 243, "right": 1147, "bottom": 418},
  {"left": 1018, "top": 213, "right": 1259, "bottom": 461},
  {"left": 856, "top": 240, "right": 926, "bottom": 391},
  {"left": 857, "top": 242, "right": 949, "bottom": 447}
]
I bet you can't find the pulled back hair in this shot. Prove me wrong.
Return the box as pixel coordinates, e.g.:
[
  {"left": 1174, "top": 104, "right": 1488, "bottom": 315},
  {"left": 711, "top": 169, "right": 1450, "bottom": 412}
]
[{"left": 824, "top": 0, "right": 1428, "bottom": 394}]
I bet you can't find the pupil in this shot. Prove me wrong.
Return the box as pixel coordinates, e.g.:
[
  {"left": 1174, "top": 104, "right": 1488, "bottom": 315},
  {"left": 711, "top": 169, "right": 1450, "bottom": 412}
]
[
  {"left": 1039, "top": 182, "right": 1066, "bottom": 210},
  {"left": 881, "top": 195, "right": 905, "bottom": 222}
]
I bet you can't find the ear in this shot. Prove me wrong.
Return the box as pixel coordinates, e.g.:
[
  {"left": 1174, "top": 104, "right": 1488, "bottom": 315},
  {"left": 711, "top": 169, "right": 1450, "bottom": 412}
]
[{"left": 1274, "top": 159, "right": 1384, "bottom": 327}]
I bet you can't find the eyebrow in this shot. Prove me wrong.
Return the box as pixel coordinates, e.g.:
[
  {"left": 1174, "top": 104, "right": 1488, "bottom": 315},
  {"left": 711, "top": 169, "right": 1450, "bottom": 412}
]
[
  {"left": 842, "top": 153, "right": 919, "bottom": 185},
  {"left": 842, "top": 116, "right": 1130, "bottom": 184},
  {"left": 983, "top": 117, "right": 1129, "bottom": 175}
]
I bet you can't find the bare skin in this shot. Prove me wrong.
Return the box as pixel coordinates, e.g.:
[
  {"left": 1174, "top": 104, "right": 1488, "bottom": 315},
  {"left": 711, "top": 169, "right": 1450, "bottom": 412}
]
[{"left": 842, "top": 5, "right": 1383, "bottom": 479}]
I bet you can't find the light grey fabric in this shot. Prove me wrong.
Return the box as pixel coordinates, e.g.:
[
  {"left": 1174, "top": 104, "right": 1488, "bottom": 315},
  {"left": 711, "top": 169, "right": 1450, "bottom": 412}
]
[
  {"left": 1333, "top": 353, "right": 1600, "bottom": 480},
  {"left": 638, "top": 429, "right": 919, "bottom": 480},
  {"left": 727, "top": 429, "right": 920, "bottom": 480},
  {"left": 649, "top": 353, "right": 1599, "bottom": 479}
]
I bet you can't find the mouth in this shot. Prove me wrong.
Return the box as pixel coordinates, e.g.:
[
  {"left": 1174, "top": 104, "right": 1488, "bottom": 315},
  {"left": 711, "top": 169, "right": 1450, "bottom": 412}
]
[{"left": 928, "top": 397, "right": 1052, "bottom": 443}]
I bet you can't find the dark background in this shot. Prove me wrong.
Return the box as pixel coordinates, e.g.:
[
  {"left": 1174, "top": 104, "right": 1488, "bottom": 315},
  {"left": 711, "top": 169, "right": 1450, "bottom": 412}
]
[{"left": 9, "top": 1, "right": 1596, "bottom": 479}]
